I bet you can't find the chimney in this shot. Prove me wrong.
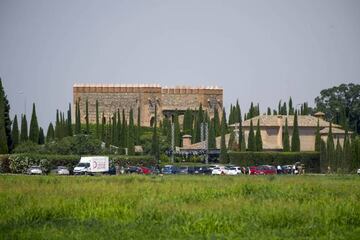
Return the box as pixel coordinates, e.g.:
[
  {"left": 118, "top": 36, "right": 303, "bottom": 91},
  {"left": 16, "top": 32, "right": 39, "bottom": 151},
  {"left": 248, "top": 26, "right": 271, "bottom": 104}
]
[
  {"left": 182, "top": 135, "right": 192, "bottom": 148},
  {"left": 314, "top": 112, "right": 325, "bottom": 120}
]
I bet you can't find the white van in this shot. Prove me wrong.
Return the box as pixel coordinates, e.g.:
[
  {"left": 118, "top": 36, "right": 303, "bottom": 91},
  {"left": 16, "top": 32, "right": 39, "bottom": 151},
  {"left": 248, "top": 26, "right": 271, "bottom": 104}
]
[{"left": 73, "top": 156, "right": 109, "bottom": 175}]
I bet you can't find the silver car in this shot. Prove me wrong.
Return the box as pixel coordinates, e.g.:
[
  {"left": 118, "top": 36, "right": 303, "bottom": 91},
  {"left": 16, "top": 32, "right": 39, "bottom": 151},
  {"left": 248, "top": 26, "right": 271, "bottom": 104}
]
[
  {"left": 27, "top": 166, "right": 43, "bottom": 175},
  {"left": 53, "top": 166, "right": 70, "bottom": 175}
]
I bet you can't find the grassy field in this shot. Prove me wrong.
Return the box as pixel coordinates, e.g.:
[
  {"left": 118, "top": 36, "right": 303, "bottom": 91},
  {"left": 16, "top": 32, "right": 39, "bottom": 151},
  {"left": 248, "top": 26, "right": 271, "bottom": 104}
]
[{"left": 0, "top": 175, "right": 360, "bottom": 239}]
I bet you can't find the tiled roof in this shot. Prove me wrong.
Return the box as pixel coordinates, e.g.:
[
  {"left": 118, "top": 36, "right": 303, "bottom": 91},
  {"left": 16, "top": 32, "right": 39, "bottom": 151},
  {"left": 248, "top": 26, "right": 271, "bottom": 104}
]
[{"left": 230, "top": 115, "right": 341, "bottom": 128}]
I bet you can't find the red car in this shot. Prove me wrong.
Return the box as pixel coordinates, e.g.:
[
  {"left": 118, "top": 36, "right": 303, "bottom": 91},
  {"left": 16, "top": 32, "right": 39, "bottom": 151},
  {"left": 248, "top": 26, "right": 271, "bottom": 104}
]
[
  {"left": 138, "top": 167, "right": 152, "bottom": 175},
  {"left": 248, "top": 165, "right": 277, "bottom": 175}
]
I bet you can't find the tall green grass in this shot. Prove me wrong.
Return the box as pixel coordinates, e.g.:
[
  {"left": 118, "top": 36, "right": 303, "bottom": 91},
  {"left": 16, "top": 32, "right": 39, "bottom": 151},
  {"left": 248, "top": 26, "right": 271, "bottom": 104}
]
[{"left": 1, "top": 175, "right": 360, "bottom": 239}]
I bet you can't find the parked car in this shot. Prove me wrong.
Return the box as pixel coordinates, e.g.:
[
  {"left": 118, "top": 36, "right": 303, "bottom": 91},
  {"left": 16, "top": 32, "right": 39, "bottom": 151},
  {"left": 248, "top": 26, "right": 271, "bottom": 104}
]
[
  {"left": 52, "top": 166, "right": 70, "bottom": 175},
  {"left": 179, "top": 166, "right": 190, "bottom": 174},
  {"left": 226, "top": 167, "right": 242, "bottom": 175},
  {"left": 27, "top": 166, "right": 43, "bottom": 175},
  {"left": 162, "top": 165, "right": 179, "bottom": 174},
  {"left": 212, "top": 166, "right": 228, "bottom": 175},
  {"left": 357, "top": 169, "right": 360, "bottom": 175},
  {"left": 248, "top": 165, "right": 277, "bottom": 175},
  {"left": 138, "top": 166, "right": 152, "bottom": 175},
  {"left": 126, "top": 166, "right": 141, "bottom": 174},
  {"left": 281, "top": 165, "right": 293, "bottom": 174}
]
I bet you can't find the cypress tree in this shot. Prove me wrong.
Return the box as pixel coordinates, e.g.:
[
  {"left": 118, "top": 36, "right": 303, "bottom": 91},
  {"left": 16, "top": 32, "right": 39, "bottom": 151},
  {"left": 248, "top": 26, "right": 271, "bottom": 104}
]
[
  {"left": 11, "top": 115, "right": 19, "bottom": 149},
  {"left": 67, "top": 103, "right": 73, "bottom": 136},
  {"left": 75, "top": 100, "right": 81, "bottom": 134},
  {"left": 128, "top": 108, "right": 135, "bottom": 155},
  {"left": 247, "top": 120, "right": 256, "bottom": 151},
  {"left": 326, "top": 122, "right": 335, "bottom": 171},
  {"left": 0, "top": 79, "right": 13, "bottom": 152},
  {"left": 117, "top": 109, "right": 121, "bottom": 146},
  {"left": 267, "top": 107, "right": 271, "bottom": 115},
  {"left": 194, "top": 104, "right": 204, "bottom": 143},
  {"left": 238, "top": 111, "right": 244, "bottom": 151},
  {"left": 121, "top": 109, "right": 128, "bottom": 149},
  {"left": 278, "top": 100, "right": 282, "bottom": 115},
  {"left": 255, "top": 119, "right": 263, "bottom": 151},
  {"left": 95, "top": 100, "right": 99, "bottom": 138},
  {"left": 85, "top": 99, "right": 89, "bottom": 134},
  {"left": 315, "top": 119, "right": 322, "bottom": 152},
  {"left": 174, "top": 110, "right": 181, "bottom": 147},
  {"left": 46, "top": 122, "right": 55, "bottom": 142},
  {"left": 0, "top": 83, "right": 8, "bottom": 153},
  {"left": 283, "top": 118, "right": 290, "bottom": 151},
  {"left": 241, "top": 131, "right": 246, "bottom": 152},
  {"left": 55, "top": 110, "right": 60, "bottom": 139},
  {"left": 20, "top": 114, "right": 28, "bottom": 142},
  {"left": 38, "top": 127, "right": 45, "bottom": 145},
  {"left": 183, "top": 108, "right": 193, "bottom": 135},
  {"left": 320, "top": 140, "right": 327, "bottom": 173},
  {"left": 208, "top": 119, "right": 216, "bottom": 149},
  {"left": 213, "top": 107, "right": 221, "bottom": 137},
  {"left": 29, "top": 103, "right": 39, "bottom": 143},
  {"left": 288, "top": 97, "right": 294, "bottom": 115},
  {"left": 228, "top": 131, "right": 237, "bottom": 151},
  {"left": 291, "top": 112, "right": 300, "bottom": 151},
  {"left": 219, "top": 108, "right": 228, "bottom": 163},
  {"left": 105, "top": 116, "right": 111, "bottom": 148},
  {"left": 101, "top": 112, "right": 106, "bottom": 142},
  {"left": 151, "top": 104, "right": 160, "bottom": 161},
  {"left": 335, "top": 137, "right": 342, "bottom": 172},
  {"left": 111, "top": 112, "right": 117, "bottom": 146},
  {"left": 343, "top": 127, "right": 351, "bottom": 172},
  {"left": 136, "top": 107, "right": 141, "bottom": 145}
]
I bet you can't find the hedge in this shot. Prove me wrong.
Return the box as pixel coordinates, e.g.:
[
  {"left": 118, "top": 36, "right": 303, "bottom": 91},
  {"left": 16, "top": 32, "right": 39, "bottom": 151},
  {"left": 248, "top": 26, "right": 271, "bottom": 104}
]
[
  {"left": 0, "top": 154, "right": 155, "bottom": 173},
  {"left": 228, "top": 151, "right": 320, "bottom": 173}
]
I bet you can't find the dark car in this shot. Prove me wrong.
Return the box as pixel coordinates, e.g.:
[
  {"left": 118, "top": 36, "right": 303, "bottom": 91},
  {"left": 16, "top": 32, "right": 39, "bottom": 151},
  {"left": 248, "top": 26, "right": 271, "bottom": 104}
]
[
  {"left": 162, "top": 165, "right": 179, "bottom": 174},
  {"left": 126, "top": 166, "right": 140, "bottom": 174},
  {"left": 179, "top": 166, "right": 190, "bottom": 174}
]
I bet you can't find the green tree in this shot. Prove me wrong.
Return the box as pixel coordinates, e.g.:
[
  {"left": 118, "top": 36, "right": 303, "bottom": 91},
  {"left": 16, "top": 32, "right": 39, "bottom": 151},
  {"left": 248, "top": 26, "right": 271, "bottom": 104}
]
[
  {"left": 291, "top": 112, "right": 300, "bottom": 151},
  {"left": 315, "top": 83, "right": 360, "bottom": 134},
  {"left": 255, "top": 119, "right": 263, "bottom": 151},
  {"left": 117, "top": 109, "right": 121, "bottom": 146},
  {"left": 342, "top": 127, "right": 352, "bottom": 172},
  {"left": 75, "top": 100, "right": 81, "bottom": 134},
  {"left": 247, "top": 120, "right": 256, "bottom": 151},
  {"left": 320, "top": 140, "right": 327, "bottom": 173},
  {"left": 20, "top": 114, "right": 28, "bottom": 142},
  {"left": 67, "top": 103, "right": 73, "bottom": 136},
  {"left": 0, "top": 79, "right": 13, "bottom": 152},
  {"left": 151, "top": 104, "right": 160, "bottom": 161},
  {"left": 213, "top": 107, "right": 221, "bottom": 137},
  {"left": 208, "top": 119, "right": 216, "bottom": 149},
  {"left": 288, "top": 97, "right": 294, "bottom": 115},
  {"left": 85, "top": 99, "right": 89, "bottom": 134},
  {"left": 219, "top": 108, "right": 228, "bottom": 163},
  {"left": 183, "top": 108, "right": 193, "bottom": 135},
  {"left": 46, "top": 122, "right": 55, "bottom": 142},
  {"left": 111, "top": 112, "right": 117, "bottom": 146},
  {"left": 283, "top": 118, "right": 290, "bottom": 151},
  {"left": 267, "top": 107, "right": 271, "bottom": 115},
  {"left": 335, "top": 137, "right": 342, "bottom": 172},
  {"left": 315, "top": 119, "right": 321, "bottom": 152},
  {"left": 29, "top": 103, "right": 39, "bottom": 143},
  {"left": 0, "top": 81, "right": 8, "bottom": 153},
  {"left": 95, "top": 100, "right": 99, "bottom": 138},
  {"left": 174, "top": 110, "right": 181, "bottom": 147},
  {"left": 241, "top": 131, "right": 246, "bottom": 152},
  {"left": 128, "top": 108, "right": 135, "bottom": 155},
  {"left": 136, "top": 107, "right": 141, "bottom": 144},
  {"left": 55, "top": 110, "right": 60, "bottom": 139},
  {"left": 11, "top": 115, "right": 19, "bottom": 149},
  {"left": 326, "top": 122, "right": 335, "bottom": 171},
  {"left": 101, "top": 112, "right": 106, "bottom": 142},
  {"left": 121, "top": 109, "right": 128, "bottom": 148},
  {"left": 38, "top": 127, "right": 45, "bottom": 144}
]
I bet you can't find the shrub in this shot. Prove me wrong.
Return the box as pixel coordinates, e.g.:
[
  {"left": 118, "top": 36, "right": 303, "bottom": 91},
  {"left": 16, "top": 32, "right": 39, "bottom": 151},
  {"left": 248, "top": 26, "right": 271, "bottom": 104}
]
[
  {"left": 0, "top": 154, "right": 10, "bottom": 173},
  {"left": 228, "top": 151, "right": 320, "bottom": 172},
  {"left": 111, "top": 155, "right": 155, "bottom": 167}
]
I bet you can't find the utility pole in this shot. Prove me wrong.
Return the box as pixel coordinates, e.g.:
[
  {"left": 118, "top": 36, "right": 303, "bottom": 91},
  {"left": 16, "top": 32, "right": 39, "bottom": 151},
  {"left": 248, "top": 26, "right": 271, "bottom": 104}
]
[{"left": 171, "top": 122, "right": 174, "bottom": 163}]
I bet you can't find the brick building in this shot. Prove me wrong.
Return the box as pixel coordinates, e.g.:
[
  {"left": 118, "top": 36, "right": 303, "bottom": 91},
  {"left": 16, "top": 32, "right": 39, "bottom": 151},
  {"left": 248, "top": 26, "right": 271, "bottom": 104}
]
[{"left": 73, "top": 84, "right": 223, "bottom": 127}]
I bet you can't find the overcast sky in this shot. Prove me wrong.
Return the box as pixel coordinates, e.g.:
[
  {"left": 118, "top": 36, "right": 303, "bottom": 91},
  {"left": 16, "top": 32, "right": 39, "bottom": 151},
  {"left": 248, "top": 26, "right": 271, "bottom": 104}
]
[{"left": 1, "top": 0, "right": 360, "bottom": 128}]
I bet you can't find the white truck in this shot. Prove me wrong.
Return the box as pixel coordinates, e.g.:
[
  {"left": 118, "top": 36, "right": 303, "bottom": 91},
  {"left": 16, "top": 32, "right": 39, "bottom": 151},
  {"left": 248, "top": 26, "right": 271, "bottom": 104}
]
[{"left": 73, "top": 156, "right": 109, "bottom": 175}]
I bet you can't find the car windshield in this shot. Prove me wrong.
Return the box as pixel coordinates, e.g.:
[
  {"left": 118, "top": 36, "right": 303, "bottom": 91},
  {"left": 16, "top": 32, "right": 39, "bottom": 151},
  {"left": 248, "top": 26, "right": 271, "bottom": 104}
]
[
  {"left": 180, "top": 167, "right": 187, "bottom": 170},
  {"left": 77, "top": 163, "right": 90, "bottom": 167},
  {"left": 58, "top": 166, "right": 67, "bottom": 169}
]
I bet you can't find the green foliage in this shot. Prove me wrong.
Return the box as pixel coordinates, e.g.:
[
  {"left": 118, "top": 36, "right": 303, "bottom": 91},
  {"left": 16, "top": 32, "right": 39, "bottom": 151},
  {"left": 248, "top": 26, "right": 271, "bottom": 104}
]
[
  {"left": 38, "top": 127, "right": 45, "bottom": 145},
  {"left": 0, "top": 79, "right": 8, "bottom": 154},
  {"left": 183, "top": 108, "right": 193, "bottom": 135},
  {"left": 315, "top": 83, "right": 360, "bottom": 133},
  {"left": 0, "top": 79, "right": 13, "bottom": 152},
  {"left": 75, "top": 100, "right": 81, "bottom": 134},
  {"left": 29, "top": 103, "right": 39, "bottom": 143},
  {"left": 67, "top": 103, "right": 73, "bottom": 137},
  {"left": 11, "top": 115, "right": 19, "bottom": 149},
  {"left": 46, "top": 122, "right": 55, "bottom": 142},
  {"left": 335, "top": 137, "right": 342, "bottom": 171},
  {"left": 95, "top": 100, "right": 99, "bottom": 138},
  {"left": 219, "top": 108, "right": 228, "bottom": 163},
  {"left": 282, "top": 118, "right": 290, "bottom": 151},
  {"left": 228, "top": 151, "right": 320, "bottom": 172},
  {"left": 151, "top": 104, "right": 159, "bottom": 161},
  {"left": 291, "top": 112, "right": 300, "bottom": 151},
  {"left": 267, "top": 107, "right": 271, "bottom": 115},
  {"left": 208, "top": 119, "right": 216, "bottom": 149},
  {"left": 326, "top": 123, "right": 335, "bottom": 171},
  {"left": 85, "top": 99, "right": 89, "bottom": 134},
  {"left": 20, "top": 114, "right": 28, "bottom": 142},
  {"left": 247, "top": 120, "right": 256, "bottom": 151},
  {"left": 255, "top": 119, "right": 263, "bottom": 151},
  {"left": 213, "top": 107, "right": 221, "bottom": 137},
  {"left": 319, "top": 140, "right": 327, "bottom": 173},
  {"left": 128, "top": 108, "right": 135, "bottom": 155},
  {"left": 314, "top": 119, "right": 321, "bottom": 152},
  {"left": 288, "top": 97, "right": 294, "bottom": 115},
  {"left": 13, "top": 140, "right": 42, "bottom": 154},
  {"left": 173, "top": 110, "right": 181, "bottom": 147},
  {"left": 136, "top": 107, "right": 141, "bottom": 145}
]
